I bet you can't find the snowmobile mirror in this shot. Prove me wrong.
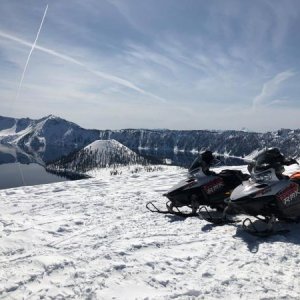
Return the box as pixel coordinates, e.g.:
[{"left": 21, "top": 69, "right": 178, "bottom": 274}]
[{"left": 286, "top": 158, "right": 299, "bottom": 165}]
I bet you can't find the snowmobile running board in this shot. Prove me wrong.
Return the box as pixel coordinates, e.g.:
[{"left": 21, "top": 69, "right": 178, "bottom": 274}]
[
  {"left": 146, "top": 201, "right": 199, "bottom": 218},
  {"left": 198, "top": 206, "right": 239, "bottom": 226},
  {"left": 242, "top": 217, "right": 289, "bottom": 237}
]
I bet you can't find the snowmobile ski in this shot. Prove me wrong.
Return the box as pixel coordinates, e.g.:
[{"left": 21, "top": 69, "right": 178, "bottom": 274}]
[
  {"left": 198, "top": 206, "right": 239, "bottom": 225},
  {"left": 146, "top": 201, "right": 198, "bottom": 217},
  {"left": 242, "top": 216, "right": 289, "bottom": 237}
]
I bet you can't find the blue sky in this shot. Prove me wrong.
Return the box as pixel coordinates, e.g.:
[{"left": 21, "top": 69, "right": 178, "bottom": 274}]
[{"left": 0, "top": 0, "right": 300, "bottom": 131}]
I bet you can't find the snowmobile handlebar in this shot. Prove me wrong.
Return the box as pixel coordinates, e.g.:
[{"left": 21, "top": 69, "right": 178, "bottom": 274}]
[
  {"left": 283, "top": 158, "right": 299, "bottom": 166},
  {"left": 216, "top": 153, "right": 299, "bottom": 166},
  {"left": 190, "top": 150, "right": 298, "bottom": 173}
]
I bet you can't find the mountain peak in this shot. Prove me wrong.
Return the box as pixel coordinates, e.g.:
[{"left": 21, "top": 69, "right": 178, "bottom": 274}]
[
  {"left": 45, "top": 114, "right": 61, "bottom": 121},
  {"left": 84, "top": 139, "right": 128, "bottom": 152},
  {"left": 49, "top": 139, "right": 146, "bottom": 172}
]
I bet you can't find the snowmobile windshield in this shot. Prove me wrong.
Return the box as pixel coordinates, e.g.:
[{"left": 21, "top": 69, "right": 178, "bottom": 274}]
[
  {"left": 251, "top": 148, "right": 285, "bottom": 173},
  {"left": 251, "top": 169, "right": 278, "bottom": 183},
  {"left": 188, "top": 152, "right": 220, "bottom": 175},
  {"left": 189, "top": 156, "right": 202, "bottom": 173}
]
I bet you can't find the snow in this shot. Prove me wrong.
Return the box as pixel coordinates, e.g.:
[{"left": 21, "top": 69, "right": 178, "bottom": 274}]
[
  {"left": 190, "top": 148, "right": 199, "bottom": 154},
  {"left": 0, "top": 122, "right": 33, "bottom": 145},
  {"left": 1, "top": 165, "right": 300, "bottom": 299},
  {"left": 0, "top": 124, "right": 17, "bottom": 137},
  {"left": 84, "top": 139, "right": 132, "bottom": 155},
  {"left": 173, "top": 146, "right": 185, "bottom": 154}
]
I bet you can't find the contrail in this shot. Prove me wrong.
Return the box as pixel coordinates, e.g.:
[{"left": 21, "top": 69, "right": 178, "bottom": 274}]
[
  {"left": 0, "top": 30, "right": 166, "bottom": 103},
  {"left": 16, "top": 4, "right": 48, "bottom": 101}
]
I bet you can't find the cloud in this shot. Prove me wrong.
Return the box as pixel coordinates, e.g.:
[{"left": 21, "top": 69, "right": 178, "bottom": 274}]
[
  {"left": 125, "top": 42, "right": 178, "bottom": 74},
  {"left": 252, "top": 70, "right": 296, "bottom": 109},
  {"left": 107, "top": 0, "right": 139, "bottom": 31},
  {"left": 1, "top": 0, "right": 300, "bottom": 130},
  {"left": 0, "top": 30, "right": 166, "bottom": 103}
]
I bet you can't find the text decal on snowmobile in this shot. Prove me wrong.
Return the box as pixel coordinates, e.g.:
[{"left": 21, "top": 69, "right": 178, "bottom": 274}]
[
  {"left": 276, "top": 183, "right": 299, "bottom": 207},
  {"left": 202, "top": 178, "right": 224, "bottom": 195}
]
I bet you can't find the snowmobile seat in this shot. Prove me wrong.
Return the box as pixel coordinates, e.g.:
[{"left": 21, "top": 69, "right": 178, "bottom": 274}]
[{"left": 218, "top": 169, "right": 249, "bottom": 189}]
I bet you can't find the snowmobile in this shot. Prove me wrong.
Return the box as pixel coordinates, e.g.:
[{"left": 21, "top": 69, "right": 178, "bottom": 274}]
[
  {"left": 225, "top": 148, "right": 300, "bottom": 236},
  {"left": 146, "top": 150, "right": 250, "bottom": 219}
]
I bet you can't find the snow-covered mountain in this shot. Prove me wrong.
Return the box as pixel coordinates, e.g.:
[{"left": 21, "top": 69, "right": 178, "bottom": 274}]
[
  {"left": 1, "top": 115, "right": 300, "bottom": 164},
  {"left": 0, "top": 115, "right": 99, "bottom": 162},
  {"left": 101, "top": 128, "right": 300, "bottom": 158},
  {"left": 48, "top": 139, "right": 147, "bottom": 172}
]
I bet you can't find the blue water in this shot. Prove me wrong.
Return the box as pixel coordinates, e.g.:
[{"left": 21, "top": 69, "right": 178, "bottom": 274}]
[
  {"left": 0, "top": 163, "right": 68, "bottom": 190},
  {"left": 0, "top": 145, "right": 246, "bottom": 190}
]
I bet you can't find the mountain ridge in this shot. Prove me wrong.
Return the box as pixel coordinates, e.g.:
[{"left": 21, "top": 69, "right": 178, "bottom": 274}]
[{"left": 1, "top": 115, "right": 300, "bottom": 163}]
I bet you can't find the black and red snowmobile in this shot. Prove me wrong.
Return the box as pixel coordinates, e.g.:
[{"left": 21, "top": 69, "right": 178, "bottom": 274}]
[
  {"left": 225, "top": 147, "right": 300, "bottom": 236},
  {"left": 146, "top": 150, "right": 249, "bottom": 218}
]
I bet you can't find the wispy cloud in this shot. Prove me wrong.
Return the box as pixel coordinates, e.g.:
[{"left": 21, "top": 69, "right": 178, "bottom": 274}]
[
  {"left": 0, "top": 30, "right": 166, "bottom": 103},
  {"left": 16, "top": 5, "right": 48, "bottom": 101},
  {"left": 252, "top": 70, "right": 295, "bottom": 109},
  {"left": 107, "top": 0, "right": 139, "bottom": 31},
  {"left": 125, "top": 42, "right": 178, "bottom": 74},
  {"left": 1, "top": 0, "right": 300, "bottom": 130}
]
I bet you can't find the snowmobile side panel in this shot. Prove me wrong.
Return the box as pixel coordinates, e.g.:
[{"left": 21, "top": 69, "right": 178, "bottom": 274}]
[{"left": 275, "top": 182, "right": 300, "bottom": 218}]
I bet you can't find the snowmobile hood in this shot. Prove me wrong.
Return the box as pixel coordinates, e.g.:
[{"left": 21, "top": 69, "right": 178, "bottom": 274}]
[
  {"left": 230, "top": 180, "right": 270, "bottom": 201},
  {"left": 164, "top": 171, "right": 217, "bottom": 197},
  {"left": 230, "top": 168, "right": 277, "bottom": 201},
  {"left": 230, "top": 171, "right": 291, "bottom": 202},
  {"left": 164, "top": 177, "right": 197, "bottom": 195}
]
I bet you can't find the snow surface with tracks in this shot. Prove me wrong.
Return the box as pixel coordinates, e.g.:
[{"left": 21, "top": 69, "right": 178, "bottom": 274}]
[{"left": 1, "top": 165, "right": 300, "bottom": 299}]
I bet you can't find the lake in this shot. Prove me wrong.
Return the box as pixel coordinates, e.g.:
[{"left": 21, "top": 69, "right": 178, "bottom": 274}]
[
  {"left": 0, "top": 144, "right": 72, "bottom": 190},
  {"left": 0, "top": 144, "right": 246, "bottom": 190},
  {"left": 0, "top": 162, "right": 69, "bottom": 190},
  {"left": 137, "top": 148, "right": 246, "bottom": 168}
]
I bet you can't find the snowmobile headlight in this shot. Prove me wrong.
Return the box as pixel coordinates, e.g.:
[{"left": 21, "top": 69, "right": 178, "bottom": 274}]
[{"left": 252, "top": 170, "right": 272, "bottom": 183}]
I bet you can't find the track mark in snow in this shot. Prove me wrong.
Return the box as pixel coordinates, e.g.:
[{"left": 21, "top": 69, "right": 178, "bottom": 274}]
[
  {"left": 52, "top": 188, "right": 66, "bottom": 193},
  {"left": 1, "top": 165, "right": 300, "bottom": 299}
]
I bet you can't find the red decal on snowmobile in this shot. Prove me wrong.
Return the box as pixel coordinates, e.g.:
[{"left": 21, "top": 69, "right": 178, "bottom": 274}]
[
  {"left": 277, "top": 183, "right": 299, "bottom": 207},
  {"left": 185, "top": 181, "right": 197, "bottom": 188},
  {"left": 261, "top": 187, "right": 272, "bottom": 195},
  {"left": 202, "top": 178, "right": 224, "bottom": 195},
  {"left": 255, "top": 186, "right": 272, "bottom": 197}
]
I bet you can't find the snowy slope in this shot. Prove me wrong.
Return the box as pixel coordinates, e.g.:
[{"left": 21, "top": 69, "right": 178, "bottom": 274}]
[
  {"left": 1, "top": 165, "right": 300, "bottom": 299},
  {"left": 0, "top": 116, "right": 33, "bottom": 145}
]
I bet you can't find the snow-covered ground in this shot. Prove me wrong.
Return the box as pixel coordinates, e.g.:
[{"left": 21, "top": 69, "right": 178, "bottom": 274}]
[{"left": 1, "top": 165, "right": 300, "bottom": 299}]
